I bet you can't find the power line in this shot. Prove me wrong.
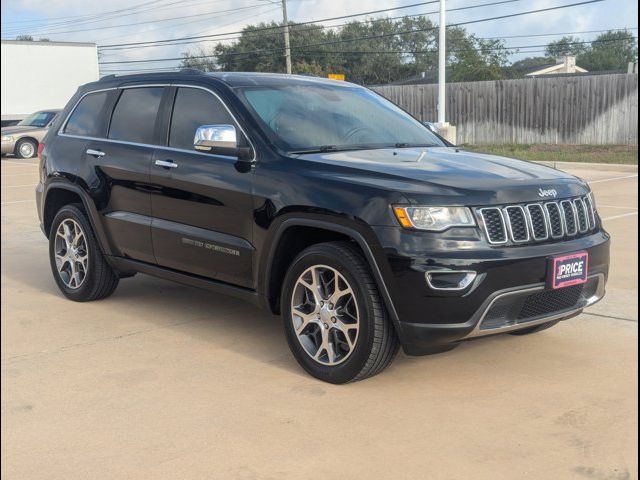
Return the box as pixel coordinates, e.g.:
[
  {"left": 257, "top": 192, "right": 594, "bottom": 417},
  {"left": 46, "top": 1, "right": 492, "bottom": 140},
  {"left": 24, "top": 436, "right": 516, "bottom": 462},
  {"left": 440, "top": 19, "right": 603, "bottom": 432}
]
[
  {"left": 98, "top": 0, "right": 607, "bottom": 65},
  {"left": 100, "top": 0, "right": 526, "bottom": 52},
  {"left": 1, "top": 0, "right": 213, "bottom": 35},
  {"left": 5, "top": 3, "right": 271, "bottom": 37},
  {"left": 97, "top": 1, "right": 442, "bottom": 49}
]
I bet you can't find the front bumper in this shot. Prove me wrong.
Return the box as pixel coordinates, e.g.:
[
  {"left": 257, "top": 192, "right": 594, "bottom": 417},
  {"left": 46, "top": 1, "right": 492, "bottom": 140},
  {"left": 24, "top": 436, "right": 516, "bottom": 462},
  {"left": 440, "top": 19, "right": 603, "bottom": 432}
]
[
  {"left": 372, "top": 226, "right": 610, "bottom": 355},
  {"left": 1, "top": 141, "right": 15, "bottom": 155}
]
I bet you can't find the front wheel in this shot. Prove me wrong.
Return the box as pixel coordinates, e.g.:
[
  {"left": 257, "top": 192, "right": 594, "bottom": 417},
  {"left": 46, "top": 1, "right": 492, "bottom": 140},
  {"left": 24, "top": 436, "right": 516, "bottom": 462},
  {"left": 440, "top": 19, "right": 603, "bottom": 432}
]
[
  {"left": 281, "top": 242, "right": 399, "bottom": 384},
  {"left": 15, "top": 138, "right": 37, "bottom": 158}
]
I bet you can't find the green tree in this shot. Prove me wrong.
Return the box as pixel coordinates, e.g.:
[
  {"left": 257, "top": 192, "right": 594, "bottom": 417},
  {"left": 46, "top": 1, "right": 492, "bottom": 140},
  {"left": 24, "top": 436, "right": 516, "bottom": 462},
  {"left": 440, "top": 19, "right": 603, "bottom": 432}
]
[
  {"left": 180, "top": 15, "right": 512, "bottom": 85},
  {"left": 577, "top": 30, "right": 638, "bottom": 71},
  {"left": 16, "top": 35, "right": 34, "bottom": 41},
  {"left": 545, "top": 35, "right": 589, "bottom": 58}
]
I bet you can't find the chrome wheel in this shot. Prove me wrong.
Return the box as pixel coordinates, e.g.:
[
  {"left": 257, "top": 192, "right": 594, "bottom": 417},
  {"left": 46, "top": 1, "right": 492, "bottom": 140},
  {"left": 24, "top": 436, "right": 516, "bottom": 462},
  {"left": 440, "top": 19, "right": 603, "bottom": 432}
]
[
  {"left": 18, "top": 141, "right": 35, "bottom": 158},
  {"left": 290, "top": 265, "right": 360, "bottom": 366},
  {"left": 54, "top": 219, "right": 89, "bottom": 289}
]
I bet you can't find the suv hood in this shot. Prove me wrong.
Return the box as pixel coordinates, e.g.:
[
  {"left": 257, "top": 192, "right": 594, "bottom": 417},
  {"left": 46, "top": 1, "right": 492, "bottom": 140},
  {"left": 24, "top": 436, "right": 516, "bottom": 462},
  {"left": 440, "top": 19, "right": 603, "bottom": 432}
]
[{"left": 298, "top": 147, "right": 589, "bottom": 205}]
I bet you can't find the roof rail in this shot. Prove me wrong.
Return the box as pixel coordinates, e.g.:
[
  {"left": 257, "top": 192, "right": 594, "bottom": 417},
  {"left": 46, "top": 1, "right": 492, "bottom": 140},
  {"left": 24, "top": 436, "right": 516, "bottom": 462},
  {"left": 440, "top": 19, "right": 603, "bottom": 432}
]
[
  {"left": 180, "top": 68, "right": 205, "bottom": 75},
  {"left": 99, "top": 74, "right": 117, "bottom": 81}
]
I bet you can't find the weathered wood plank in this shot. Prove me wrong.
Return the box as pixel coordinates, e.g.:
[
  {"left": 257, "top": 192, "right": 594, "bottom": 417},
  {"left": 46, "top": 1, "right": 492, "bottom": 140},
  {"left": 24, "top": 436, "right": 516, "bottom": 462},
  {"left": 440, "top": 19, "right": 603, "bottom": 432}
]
[{"left": 372, "top": 74, "right": 638, "bottom": 145}]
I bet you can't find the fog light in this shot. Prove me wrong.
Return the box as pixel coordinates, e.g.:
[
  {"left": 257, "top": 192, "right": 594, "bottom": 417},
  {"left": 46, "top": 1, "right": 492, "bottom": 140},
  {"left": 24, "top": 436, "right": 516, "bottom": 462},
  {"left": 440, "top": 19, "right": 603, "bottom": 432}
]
[{"left": 426, "top": 270, "right": 477, "bottom": 291}]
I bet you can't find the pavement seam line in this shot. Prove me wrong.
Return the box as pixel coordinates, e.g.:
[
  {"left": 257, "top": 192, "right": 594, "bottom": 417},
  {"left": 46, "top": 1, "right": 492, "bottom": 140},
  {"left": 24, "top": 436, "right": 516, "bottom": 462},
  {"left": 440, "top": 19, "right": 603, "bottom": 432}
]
[
  {"left": 583, "top": 312, "right": 638, "bottom": 323},
  {"left": 589, "top": 174, "right": 638, "bottom": 184}
]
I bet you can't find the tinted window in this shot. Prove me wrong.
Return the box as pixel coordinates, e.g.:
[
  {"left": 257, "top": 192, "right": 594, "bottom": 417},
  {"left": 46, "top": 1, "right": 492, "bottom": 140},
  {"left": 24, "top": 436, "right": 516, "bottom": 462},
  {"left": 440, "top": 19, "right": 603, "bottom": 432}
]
[
  {"left": 239, "top": 85, "right": 446, "bottom": 152},
  {"left": 64, "top": 92, "right": 109, "bottom": 136},
  {"left": 169, "top": 88, "right": 236, "bottom": 150},
  {"left": 109, "top": 87, "right": 164, "bottom": 144}
]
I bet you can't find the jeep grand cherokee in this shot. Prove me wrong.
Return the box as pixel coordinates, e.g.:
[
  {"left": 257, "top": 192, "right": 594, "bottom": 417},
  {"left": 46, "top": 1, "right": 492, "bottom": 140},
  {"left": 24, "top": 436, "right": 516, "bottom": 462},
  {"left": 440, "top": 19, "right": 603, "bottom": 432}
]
[{"left": 36, "top": 72, "right": 609, "bottom": 383}]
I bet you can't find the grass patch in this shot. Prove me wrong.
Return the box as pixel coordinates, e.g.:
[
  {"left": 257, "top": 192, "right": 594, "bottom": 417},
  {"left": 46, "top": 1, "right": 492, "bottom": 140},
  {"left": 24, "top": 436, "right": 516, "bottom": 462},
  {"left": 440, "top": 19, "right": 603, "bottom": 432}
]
[{"left": 461, "top": 144, "right": 638, "bottom": 165}]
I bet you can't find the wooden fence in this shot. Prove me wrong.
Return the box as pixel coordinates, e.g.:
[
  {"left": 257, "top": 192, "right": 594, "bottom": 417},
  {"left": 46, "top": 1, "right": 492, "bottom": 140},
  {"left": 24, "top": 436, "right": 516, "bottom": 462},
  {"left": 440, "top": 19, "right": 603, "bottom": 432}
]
[{"left": 372, "top": 73, "right": 638, "bottom": 145}]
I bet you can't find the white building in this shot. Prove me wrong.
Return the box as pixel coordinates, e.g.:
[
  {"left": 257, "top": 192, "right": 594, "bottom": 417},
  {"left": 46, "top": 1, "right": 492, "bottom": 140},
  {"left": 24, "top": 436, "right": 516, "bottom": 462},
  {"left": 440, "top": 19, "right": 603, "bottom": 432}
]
[
  {"left": 526, "top": 56, "right": 588, "bottom": 77},
  {"left": 1, "top": 40, "right": 99, "bottom": 122}
]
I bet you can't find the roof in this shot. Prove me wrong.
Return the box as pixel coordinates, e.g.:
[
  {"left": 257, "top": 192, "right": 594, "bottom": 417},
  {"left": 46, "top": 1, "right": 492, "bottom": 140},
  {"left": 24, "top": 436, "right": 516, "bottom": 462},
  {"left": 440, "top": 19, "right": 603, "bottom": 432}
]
[
  {"left": 1, "top": 39, "right": 96, "bottom": 47},
  {"left": 97, "top": 71, "right": 358, "bottom": 88}
]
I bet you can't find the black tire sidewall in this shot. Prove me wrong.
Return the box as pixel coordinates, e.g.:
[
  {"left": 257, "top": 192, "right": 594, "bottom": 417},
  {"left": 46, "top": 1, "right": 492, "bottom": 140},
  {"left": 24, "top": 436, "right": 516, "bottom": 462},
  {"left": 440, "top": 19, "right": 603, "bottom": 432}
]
[
  {"left": 48, "top": 204, "right": 104, "bottom": 301},
  {"left": 15, "top": 139, "right": 37, "bottom": 158},
  {"left": 282, "top": 247, "right": 379, "bottom": 384}
]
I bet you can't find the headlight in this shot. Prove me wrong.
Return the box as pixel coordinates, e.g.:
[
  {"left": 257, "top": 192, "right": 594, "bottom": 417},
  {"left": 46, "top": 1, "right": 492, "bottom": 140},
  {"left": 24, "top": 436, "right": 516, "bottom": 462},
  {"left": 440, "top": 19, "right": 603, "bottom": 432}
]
[
  {"left": 393, "top": 206, "right": 476, "bottom": 231},
  {"left": 1, "top": 135, "right": 13, "bottom": 142}
]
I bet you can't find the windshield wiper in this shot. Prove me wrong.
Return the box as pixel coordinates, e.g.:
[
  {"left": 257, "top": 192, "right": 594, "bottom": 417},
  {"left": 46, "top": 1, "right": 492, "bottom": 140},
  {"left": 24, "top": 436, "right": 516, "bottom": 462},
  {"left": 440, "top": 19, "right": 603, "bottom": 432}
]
[
  {"left": 393, "top": 142, "right": 438, "bottom": 148},
  {"left": 290, "top": 145, "right": 363, "bottom": 154}
]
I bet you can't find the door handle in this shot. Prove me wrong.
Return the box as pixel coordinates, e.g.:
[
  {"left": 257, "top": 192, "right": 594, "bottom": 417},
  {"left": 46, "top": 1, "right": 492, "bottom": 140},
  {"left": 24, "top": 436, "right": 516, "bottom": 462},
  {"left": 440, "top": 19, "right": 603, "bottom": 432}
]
[
  {"left": 155, "top": 159, "right": 178, "bottom": 169},
  {"left": 86, "top": 148, "right": 106, "bottom": 158}
]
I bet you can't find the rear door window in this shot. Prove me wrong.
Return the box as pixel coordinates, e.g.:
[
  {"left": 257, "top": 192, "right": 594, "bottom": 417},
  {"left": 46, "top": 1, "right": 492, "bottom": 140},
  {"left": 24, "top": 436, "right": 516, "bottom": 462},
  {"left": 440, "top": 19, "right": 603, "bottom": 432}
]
[
  {"left": 64, "top": 91, "right": 110, "bottom": 137},
  {"left": 108, "top": 87, "right": 164, "bottom": 144},
  {"left": 169, "top": 87, "right": 237, "bottom": 151}
]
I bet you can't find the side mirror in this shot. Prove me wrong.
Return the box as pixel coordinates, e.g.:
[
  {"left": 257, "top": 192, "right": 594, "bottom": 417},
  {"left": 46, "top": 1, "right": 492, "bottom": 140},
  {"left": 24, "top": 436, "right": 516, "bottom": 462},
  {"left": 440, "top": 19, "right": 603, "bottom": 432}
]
[{"left": 194, "top": 124, "right": 252, "bottom": 161}]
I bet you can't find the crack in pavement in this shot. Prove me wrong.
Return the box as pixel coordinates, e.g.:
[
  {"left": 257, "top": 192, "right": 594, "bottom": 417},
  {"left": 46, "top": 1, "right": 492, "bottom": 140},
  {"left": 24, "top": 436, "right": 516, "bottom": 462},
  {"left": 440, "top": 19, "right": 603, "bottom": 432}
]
[{"left": 583, "top": 312, "right": 638, "bottom": 323}]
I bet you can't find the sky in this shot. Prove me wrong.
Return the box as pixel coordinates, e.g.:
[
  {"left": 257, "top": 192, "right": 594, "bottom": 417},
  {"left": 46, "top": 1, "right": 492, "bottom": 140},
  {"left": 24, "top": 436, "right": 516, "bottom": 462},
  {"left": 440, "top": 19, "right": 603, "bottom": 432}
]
[{"left": 1, "top": 0, "right": 637, "bottom": 76}]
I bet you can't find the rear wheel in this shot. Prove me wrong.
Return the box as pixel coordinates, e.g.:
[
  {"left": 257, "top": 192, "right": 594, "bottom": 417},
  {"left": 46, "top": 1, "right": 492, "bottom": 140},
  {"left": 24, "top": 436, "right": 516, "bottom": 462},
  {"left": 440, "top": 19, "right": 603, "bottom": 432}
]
[
  {"left": 509, "top": 320, "right": 559, "bottom": 335},
  {"left": 49, "top": 204, "right": 119, "bottom": 302},
  {"left": 282, "top": 242, "right": 399, "bottom": 383},
  {"left": 15, "top": 138, "right": 37, "bottom": 158}
]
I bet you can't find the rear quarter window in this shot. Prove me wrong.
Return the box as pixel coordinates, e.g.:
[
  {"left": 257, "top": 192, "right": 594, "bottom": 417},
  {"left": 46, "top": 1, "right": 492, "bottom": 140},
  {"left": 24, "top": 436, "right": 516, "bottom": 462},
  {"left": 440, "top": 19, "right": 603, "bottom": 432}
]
[{"left": 64, "top": 91, "right": 110, "bottom": 137}]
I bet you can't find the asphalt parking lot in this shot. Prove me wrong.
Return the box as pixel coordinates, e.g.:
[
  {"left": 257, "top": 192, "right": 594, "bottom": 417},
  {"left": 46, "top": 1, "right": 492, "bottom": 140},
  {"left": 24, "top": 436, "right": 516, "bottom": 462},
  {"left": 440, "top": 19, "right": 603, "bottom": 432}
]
[{"left": 1, "top": 157, "right": 637, "bottom": 479}]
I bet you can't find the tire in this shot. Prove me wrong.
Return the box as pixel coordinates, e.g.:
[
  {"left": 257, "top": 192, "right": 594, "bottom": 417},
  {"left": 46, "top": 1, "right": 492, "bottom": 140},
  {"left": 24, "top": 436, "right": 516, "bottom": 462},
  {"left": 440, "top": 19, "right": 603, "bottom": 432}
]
[
  {"left": 281, "top": 241, "right": 399, "bottom": 384},
  {"left": 15, "top": 138, "right": 37, "bottom": 158},
  {"left": 509, "top": 320, "right": 559, "bottom": 335},
  {"left": 49, "top": 203, "right": 119, "bottom": 302}
]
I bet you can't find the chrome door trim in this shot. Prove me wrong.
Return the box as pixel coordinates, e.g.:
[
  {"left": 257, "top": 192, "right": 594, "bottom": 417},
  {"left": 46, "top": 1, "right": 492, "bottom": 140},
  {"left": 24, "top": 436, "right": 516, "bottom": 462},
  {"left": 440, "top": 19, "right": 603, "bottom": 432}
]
[{"left": 57, "top": 82, "right": 257, "bottom": 162}]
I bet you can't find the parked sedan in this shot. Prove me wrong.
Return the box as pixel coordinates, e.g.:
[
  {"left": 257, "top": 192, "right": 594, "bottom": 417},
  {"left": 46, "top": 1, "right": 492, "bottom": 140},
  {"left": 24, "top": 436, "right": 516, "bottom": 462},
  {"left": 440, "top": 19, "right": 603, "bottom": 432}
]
[{"left": 1, "top": 110, "right": 60, "bottom": 158}]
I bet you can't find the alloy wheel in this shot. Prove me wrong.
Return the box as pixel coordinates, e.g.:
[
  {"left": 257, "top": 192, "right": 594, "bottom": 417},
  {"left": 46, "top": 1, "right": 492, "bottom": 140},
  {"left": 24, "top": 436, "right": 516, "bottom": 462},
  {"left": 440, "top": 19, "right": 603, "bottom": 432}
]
[
  {"left": 54, "top": 219, "right": 89, "bottom": 289},
  {"left": 290, "top": 265, "right": 360, "bottom": 366}
]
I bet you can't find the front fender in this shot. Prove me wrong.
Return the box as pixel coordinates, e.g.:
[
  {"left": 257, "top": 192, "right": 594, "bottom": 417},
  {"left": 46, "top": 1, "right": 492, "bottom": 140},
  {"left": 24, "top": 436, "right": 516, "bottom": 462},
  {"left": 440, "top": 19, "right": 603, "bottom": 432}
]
[{"left": 258, "top": 213, "right": 403, "bottom": 337}]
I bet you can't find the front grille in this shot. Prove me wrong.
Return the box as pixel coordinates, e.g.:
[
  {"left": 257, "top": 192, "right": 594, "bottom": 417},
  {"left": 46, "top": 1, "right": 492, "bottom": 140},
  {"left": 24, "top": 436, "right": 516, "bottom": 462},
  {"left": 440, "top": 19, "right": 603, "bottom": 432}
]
[
  {"left": 480, "top": 277, "right": 599, "bottom": 330},
  {"left": 561, "top": 200, "right": 578, "bottom": 235},
  {"left": 479, "top": 195, "right": 597, "bottom": 245},
  {"left": 504, "top": 206, "right": 529, "bottom": 242}
]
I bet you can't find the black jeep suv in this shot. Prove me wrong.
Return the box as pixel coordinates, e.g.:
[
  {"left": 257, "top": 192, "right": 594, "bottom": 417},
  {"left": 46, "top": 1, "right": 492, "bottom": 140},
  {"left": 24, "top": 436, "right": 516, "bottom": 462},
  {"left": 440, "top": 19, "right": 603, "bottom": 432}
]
[{"left": 36, "top": 72, "right": 610, "bottom": 383}]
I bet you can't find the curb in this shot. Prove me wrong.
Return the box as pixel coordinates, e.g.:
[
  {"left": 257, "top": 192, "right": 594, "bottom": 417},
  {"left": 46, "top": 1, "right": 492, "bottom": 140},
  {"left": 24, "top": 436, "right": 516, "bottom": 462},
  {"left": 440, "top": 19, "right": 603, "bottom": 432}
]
[{"left": 535, "top": 160, "right": 638, "bottom": 173}]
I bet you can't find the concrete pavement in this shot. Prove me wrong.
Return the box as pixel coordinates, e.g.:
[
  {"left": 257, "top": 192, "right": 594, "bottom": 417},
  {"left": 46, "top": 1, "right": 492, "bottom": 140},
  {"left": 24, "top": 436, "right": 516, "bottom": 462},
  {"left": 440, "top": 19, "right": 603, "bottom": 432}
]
[{"left": 1, "top": 157, "right": 637, "bottom": 480}]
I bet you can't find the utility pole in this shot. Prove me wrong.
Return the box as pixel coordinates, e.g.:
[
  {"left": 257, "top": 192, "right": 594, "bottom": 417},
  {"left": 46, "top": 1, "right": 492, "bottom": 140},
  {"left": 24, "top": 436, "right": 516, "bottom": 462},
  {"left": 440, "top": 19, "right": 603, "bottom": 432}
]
[
  {"left": 282, "top": 0, "right": 292, "bottom": 74},
  {"left": 437, "top": 0, "right": 446, "bottom": 125}
]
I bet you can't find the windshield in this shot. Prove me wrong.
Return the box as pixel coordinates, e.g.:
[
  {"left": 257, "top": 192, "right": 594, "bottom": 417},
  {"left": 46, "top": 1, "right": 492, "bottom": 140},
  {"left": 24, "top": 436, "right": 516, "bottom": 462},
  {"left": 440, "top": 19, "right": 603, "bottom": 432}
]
[
  {"left": 238, "top": 84, "right": 446, "bottom": 153},
  {"left": 17, "top": 111, "right": 57, "bottom": 128}
]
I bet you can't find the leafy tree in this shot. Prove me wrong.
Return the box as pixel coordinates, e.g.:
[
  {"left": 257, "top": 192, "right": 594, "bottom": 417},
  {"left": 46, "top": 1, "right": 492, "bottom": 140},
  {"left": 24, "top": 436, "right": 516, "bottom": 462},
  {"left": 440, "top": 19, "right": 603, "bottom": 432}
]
[
  {"left": 180, "top": 16, "right": 512, "bottom": 85},
  {"left": 577, "top": 30, "right": 638, "bottom": 71},
  {"left": 16, "top": 35, "right": 34, "bottom": 41},
  {"left": 545, "top": 36, "right": 589, "bottom": 58}
]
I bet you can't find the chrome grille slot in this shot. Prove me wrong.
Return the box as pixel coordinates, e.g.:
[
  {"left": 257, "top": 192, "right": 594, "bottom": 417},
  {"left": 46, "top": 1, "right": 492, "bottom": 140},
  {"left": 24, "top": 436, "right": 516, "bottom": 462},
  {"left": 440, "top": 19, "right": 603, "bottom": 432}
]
[
  {"left": 478, "top": 195, "right": 597, "bottom": 246},
  {"left": 561, "top": 200, "right": 578, "bottom": 235},
  {"left": 504, "top": 206, "right": 529, "bottom": 242},
  {"left": 584, "top": 195, "right": 597, "bottom": 228},
  {"left": 480, "top": 208, "right": 508, "bottom": 244},
  {"left": 574, "top": 198, "right": 589, "bottom": 233},
  {"left": 545, "top": 202, "right": 565, "bottom": 238},
  {"left": 526, "top": 204, "right": 548, "bottom": 240}
]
